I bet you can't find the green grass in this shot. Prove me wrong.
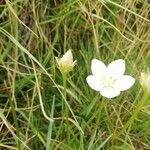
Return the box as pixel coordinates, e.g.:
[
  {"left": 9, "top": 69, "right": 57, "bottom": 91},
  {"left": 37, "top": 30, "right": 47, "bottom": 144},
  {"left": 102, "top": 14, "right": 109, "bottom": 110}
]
[{"left": 0, "top": 0, "right": 150, "bottom": 149}]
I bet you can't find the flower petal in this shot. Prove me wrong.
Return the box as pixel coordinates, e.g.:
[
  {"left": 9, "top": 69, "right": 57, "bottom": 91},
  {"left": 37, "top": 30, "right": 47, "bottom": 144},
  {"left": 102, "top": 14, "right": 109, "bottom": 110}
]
[
  {"left": 115, "top": 75, "right": 135, "bottom": 91},
  {"left": 91, "top": 59, "right": 106, "bottom": 77},
  {"left": 62, "top": 49, "right": 73, "bottom": 64},
  {"left": 100, "top": 87, "right": 120, "bottom": 98},
  {"left": 107, "top": 59, "right": 125, "bottom": 77},
  {"left": 86, "top": 75, "right": 103, "bottom": 91}
]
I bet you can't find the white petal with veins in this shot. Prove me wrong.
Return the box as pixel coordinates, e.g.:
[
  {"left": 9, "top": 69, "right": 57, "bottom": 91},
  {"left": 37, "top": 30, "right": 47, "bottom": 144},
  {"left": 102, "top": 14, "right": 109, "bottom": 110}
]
[
  {"left": 100, "top": 87, "right": 120, "bottom": 98},
  {"left": 115, "top": 75, "right": 135, "bottom": 91},
  {"left": 107, "top": 59, "right": 125, "bottom": 78},
  {"left": 86, "top": 75, "right": 103, "bottom": 91},
  {"left": 91, "top": 59, "right": 106, "bottom": 77}
]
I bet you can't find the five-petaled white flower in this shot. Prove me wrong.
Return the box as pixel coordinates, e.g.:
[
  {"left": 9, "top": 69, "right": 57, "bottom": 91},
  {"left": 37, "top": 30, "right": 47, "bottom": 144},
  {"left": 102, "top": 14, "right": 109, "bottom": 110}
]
[
  {"left": 56, "top": 49, "right": 76, "bottom": 74},
  {"left": 86, "top": 59, "right": 135, "bottom": 98}
]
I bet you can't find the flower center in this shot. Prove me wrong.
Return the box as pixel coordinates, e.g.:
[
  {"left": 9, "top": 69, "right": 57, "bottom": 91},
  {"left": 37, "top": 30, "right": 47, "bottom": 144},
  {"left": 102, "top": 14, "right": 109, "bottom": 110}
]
[{"left": 100, "top": 75, "right": 116, "bottom": 88}]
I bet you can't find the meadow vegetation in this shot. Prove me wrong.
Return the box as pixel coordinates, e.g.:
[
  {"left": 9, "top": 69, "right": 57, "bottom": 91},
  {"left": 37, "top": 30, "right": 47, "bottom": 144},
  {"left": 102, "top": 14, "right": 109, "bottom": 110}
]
[{"left": 0, "top": 0, "right": 150, "bottom": 149}]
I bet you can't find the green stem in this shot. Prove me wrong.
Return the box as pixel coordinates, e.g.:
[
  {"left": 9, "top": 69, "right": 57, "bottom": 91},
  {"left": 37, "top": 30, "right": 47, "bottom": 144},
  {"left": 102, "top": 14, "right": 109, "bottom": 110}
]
[
  {"left": 54, "top": 73, "right": 68, "bottom": 142},
  {"left": 62, "top": 73, "right": 67, "bottom": 118},
  {"left": 62, "top": 73, "right": 70, "bottom": 140}
]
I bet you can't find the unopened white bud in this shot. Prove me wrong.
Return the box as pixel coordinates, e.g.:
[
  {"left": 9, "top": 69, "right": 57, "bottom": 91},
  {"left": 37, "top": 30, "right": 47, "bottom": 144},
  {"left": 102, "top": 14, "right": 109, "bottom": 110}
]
[
  {"left": 140, "top": 72, "right": 150, "bottom": 92},
  {"left": 56, "top": 49, "right": 76, "bottom": 74}
]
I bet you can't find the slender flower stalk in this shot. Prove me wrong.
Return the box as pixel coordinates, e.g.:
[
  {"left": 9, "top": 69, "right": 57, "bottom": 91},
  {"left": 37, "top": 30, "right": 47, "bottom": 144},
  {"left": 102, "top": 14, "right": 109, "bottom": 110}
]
[{"left": 62, "top": 73, "right": 68, "bottom": 117}]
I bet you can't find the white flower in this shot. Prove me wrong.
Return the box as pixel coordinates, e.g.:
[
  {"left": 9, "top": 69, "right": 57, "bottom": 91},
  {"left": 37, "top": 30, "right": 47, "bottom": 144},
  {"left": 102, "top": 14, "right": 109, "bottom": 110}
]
[
  {"left": 56, "top": 49, "right": 76, "bottom": 74},
  {"left": 140, "top": 72, "right": 150, "bottom": 92},
  {"left": 86, "top": 59, "right": 135, "bottom": 98}
]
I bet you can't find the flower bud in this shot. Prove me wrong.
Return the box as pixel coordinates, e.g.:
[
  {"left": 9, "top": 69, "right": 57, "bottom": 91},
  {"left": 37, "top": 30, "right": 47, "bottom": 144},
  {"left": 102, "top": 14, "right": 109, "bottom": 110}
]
[
  {"left": 140, "top": 72, "right": 150, "bottom": 92},
  {"left": 56, "top": 50, "right": 76, "bottom": 74}
]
